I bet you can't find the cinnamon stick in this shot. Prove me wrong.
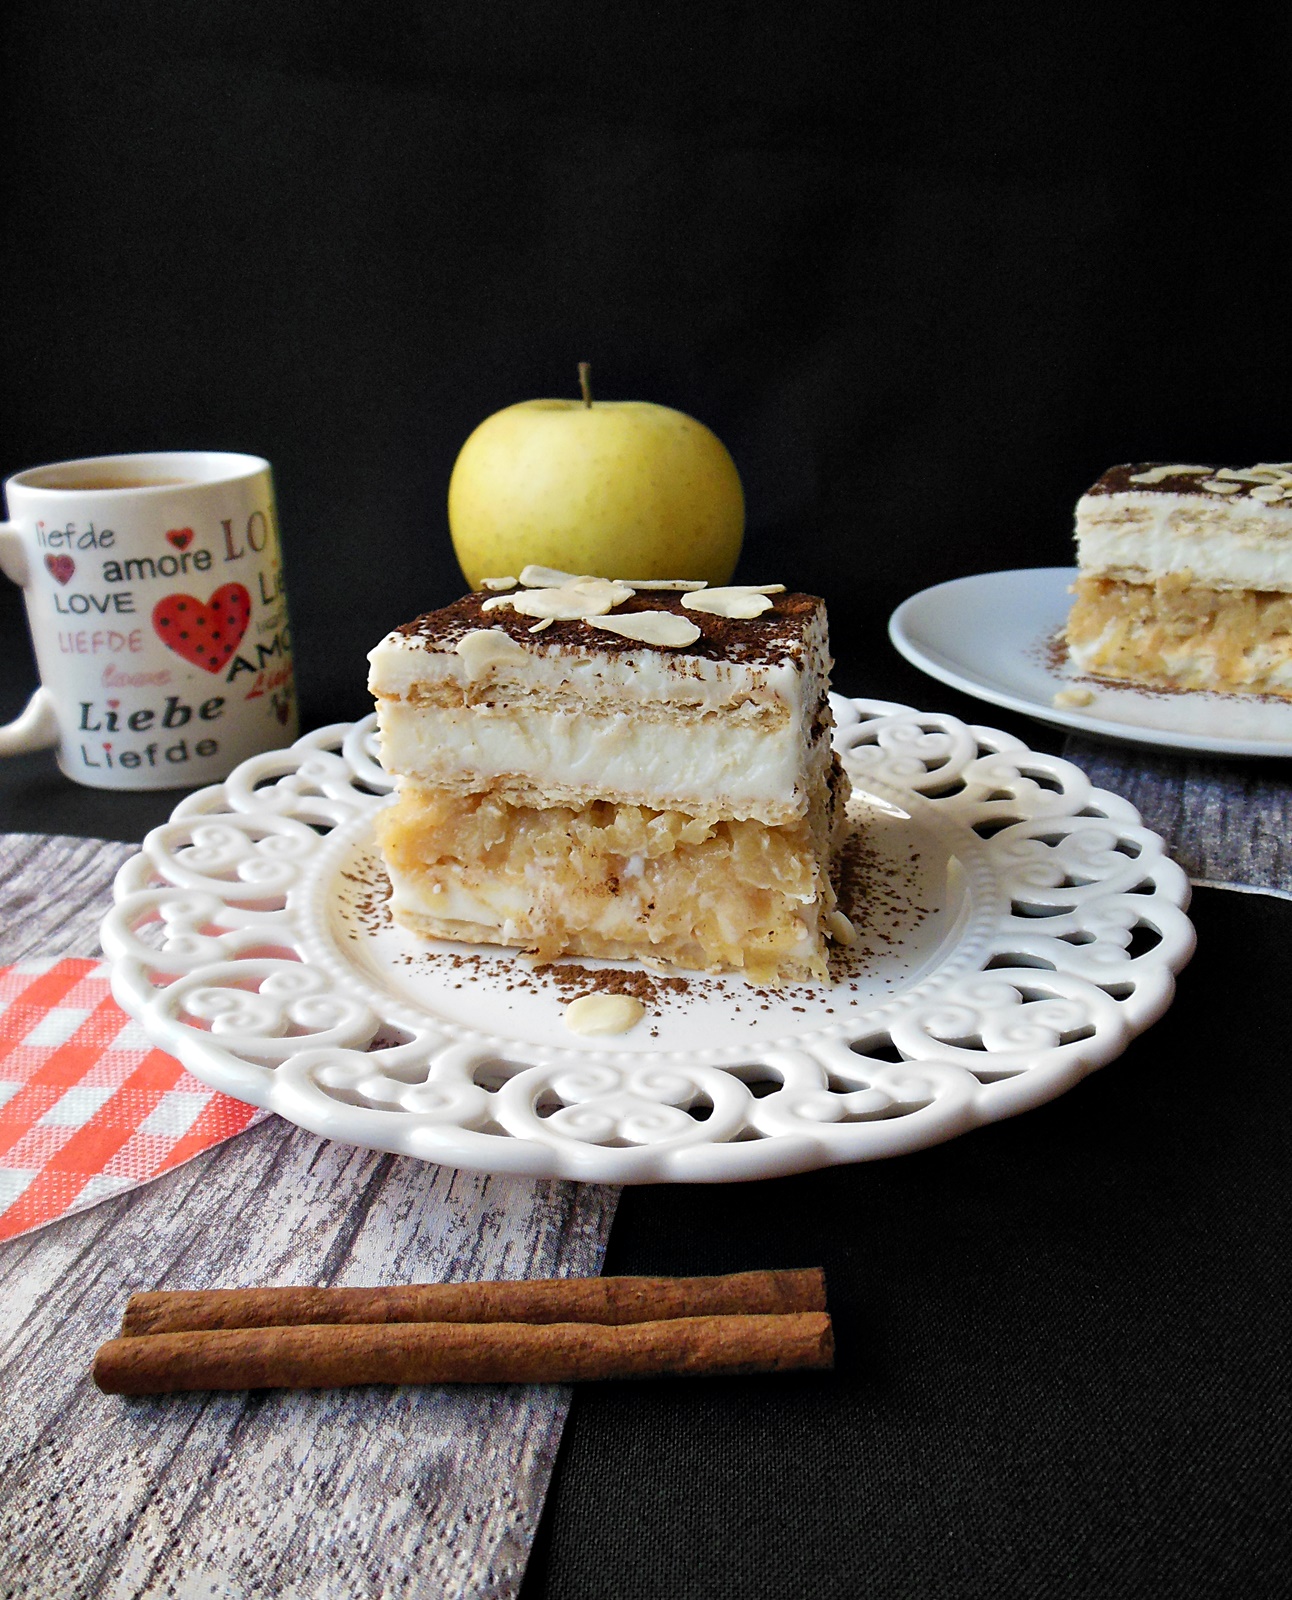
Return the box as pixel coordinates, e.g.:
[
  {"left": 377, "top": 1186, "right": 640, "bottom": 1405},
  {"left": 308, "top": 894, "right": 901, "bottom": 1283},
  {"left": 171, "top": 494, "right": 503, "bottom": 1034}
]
[
  {"left": 93, "top": 1312, "right": 834, "bottom": 1394},
  {"left": 120, "top": 1269, "right": 826, "bottom": 1338}
]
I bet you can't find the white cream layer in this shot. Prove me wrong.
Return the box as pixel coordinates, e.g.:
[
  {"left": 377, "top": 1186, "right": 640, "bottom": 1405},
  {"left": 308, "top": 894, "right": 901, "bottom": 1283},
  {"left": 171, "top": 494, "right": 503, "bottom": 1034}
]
[
  {"left": 1076, "top": 492, "right": 1292, "bottom": 592},
  {"left": 376, "top": 701, "right": 829, "bottom": 823}
]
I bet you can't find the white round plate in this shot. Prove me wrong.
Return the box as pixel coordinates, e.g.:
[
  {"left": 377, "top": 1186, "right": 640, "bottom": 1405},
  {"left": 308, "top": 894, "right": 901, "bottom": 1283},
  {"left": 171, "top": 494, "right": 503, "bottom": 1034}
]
[
  {"left": 102, "top": 703, "right": 1194, "bottom": 1184},
  {"left": 889, "top": 567, "right": 1292, "bottom": 757}
]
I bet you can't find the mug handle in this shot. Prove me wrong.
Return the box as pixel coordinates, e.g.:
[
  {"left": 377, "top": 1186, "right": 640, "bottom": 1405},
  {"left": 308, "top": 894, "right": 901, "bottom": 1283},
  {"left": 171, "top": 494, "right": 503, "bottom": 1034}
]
[{"left": 0, "top": 521, "right": 59, "bottom": 756}]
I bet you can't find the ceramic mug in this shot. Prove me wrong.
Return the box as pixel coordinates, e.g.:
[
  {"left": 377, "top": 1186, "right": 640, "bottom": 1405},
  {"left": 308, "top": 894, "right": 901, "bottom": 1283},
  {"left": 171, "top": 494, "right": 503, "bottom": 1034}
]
[{"left": 0, "top": 451, "right": 298, "bottom": 789}]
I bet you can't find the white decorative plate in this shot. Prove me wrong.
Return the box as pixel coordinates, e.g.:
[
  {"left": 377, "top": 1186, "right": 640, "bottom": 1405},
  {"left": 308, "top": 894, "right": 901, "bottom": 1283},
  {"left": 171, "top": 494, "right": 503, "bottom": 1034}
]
[
  {"left": 102, "top": 701, "right": 1195, "bottom": 1184},
  {"left": 889, "top": 567, "right": 1292, "bottom": 757}
]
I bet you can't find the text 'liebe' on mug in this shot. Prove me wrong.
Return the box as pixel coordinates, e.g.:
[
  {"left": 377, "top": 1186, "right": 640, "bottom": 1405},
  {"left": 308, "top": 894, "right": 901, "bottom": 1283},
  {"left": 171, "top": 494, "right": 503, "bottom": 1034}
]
[{"left": 0, "top": 451, "right": 298, "bottom": 790}]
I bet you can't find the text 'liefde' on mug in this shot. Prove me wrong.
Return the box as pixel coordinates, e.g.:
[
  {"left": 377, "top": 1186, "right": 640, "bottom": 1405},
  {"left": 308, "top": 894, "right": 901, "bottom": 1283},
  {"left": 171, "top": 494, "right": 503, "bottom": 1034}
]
[{"left": 0, "top": 452, "right": 298, "bottom": 789}]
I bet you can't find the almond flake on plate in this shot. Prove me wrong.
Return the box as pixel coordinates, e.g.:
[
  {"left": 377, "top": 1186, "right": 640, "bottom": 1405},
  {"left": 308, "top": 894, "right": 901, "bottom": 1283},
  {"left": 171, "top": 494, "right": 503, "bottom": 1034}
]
[{"left": 562, "top": 994, "right": 646, "bottom": 1035}]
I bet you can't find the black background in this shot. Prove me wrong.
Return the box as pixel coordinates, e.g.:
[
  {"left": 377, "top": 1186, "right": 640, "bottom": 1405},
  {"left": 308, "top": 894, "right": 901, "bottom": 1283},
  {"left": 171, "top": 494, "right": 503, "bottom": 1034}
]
[
  {"left": 3, "top": 7, "right": 1291, "bottom": 1597},
  {"left": 4, "top": 3, "right": 1291, "bottom": 730}
]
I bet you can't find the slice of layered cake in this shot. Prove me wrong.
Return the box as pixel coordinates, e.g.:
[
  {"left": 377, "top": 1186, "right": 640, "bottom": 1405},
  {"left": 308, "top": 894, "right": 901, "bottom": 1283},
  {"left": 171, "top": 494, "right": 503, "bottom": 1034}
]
[
  {"left": 1066, "top": 462, "right": 1292, "bottom": 697},
  {"left": 368, "top": 570, "right": 850, "bottom": 984}
]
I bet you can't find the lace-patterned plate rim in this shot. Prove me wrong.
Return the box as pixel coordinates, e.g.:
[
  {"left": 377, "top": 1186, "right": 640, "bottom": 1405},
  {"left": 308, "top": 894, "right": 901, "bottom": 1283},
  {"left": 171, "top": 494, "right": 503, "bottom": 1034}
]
[{"left": 100, "top": 702, "right": 1195, "bottom": 1184}]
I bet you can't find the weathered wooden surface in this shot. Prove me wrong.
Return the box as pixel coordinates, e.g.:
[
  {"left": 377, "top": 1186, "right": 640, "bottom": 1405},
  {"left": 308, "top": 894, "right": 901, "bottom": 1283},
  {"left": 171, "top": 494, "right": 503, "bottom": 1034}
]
[
  {"left": 0, "top": 833, "right": 137, "bottom": 960},
  {"left": 1063, "top": 737, "right": 1292, "bottom": 894},
  {"left": 0, "top": 835, "right": 619, "bottom": 1599}
]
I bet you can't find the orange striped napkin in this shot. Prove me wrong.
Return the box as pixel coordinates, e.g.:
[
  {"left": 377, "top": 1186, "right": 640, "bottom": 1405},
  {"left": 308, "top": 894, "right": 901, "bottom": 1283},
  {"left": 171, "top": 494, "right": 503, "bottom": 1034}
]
[{"left": 0, "top": 958, "right": 263, "bottom": 1242}]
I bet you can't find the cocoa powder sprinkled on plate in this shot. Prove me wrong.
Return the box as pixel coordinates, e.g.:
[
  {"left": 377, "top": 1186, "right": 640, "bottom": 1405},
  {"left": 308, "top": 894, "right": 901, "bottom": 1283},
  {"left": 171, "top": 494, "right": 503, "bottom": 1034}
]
[{"left": 532, "top": 963, "right": 691, "bottom": 1008}]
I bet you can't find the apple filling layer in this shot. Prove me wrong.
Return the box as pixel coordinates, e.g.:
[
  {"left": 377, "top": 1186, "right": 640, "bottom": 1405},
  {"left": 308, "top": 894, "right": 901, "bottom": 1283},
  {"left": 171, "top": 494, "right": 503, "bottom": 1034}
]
[
  {"left": 1066, "top": 573, "right": 1292, "bottom": 696},
  {"left": 376, "top": 783, "right": 843, "bottom": 984}
]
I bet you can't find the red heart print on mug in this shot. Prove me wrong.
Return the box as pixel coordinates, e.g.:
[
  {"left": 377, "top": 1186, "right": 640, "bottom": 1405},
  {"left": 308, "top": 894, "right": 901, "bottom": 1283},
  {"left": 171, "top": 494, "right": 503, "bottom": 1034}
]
[
  {"left": 44, "top": 555, "right": 75, "bottom": 585},
  {"left": 166, "top": 528, "right": 195, "bottom": 551},
  {"left": 152, "top": 584, "right": 251, "bottom": 674}
]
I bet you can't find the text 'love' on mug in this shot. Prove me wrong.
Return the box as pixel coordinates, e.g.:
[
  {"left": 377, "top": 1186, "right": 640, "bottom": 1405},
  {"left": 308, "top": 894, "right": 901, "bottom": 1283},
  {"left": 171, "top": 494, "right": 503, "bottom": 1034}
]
[{"left": 0, "top": 451, "right": 298, "bottom": 789}]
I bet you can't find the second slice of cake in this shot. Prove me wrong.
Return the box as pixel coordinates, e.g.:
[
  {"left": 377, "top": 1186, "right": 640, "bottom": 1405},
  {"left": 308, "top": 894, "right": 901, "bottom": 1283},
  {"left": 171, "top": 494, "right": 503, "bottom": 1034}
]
[
  {"left": 368, "top": 572, "right": 850, "bottom": 984},
  {"left": 1066, "top": 461, "right": 1292, "bottom": 696}
]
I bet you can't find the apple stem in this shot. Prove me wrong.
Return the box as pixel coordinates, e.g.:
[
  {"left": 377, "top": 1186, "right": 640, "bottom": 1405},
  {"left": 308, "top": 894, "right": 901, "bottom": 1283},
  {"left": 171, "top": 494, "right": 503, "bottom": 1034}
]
[{"left": 578, "top": 362, "right": 593, "bottom": 408}]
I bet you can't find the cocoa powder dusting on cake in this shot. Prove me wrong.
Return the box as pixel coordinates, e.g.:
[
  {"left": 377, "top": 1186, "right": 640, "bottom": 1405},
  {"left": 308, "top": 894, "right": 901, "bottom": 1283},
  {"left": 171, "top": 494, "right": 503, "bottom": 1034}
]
[
  {"left": 1084, "top": 462, "right": 1292, "bottom": 503},
  {"left": 1083, "top": 464, "right": 1209, "bottom": 497},
  {"left": 394, "top": 589, "right": 820, "bottom": 669}
]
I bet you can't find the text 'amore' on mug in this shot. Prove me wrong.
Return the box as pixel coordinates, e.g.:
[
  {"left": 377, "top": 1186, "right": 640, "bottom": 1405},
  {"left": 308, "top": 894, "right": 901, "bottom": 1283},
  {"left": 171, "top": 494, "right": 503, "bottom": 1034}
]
[{"left": 0, "top": 451, "right": 298, "bottom": 790}]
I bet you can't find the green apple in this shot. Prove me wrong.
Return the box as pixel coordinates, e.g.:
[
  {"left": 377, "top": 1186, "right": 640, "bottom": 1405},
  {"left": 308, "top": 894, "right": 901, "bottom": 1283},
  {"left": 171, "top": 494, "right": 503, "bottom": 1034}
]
[{"left": 448, "top": 373, "right": 744, "bottom": 587}]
